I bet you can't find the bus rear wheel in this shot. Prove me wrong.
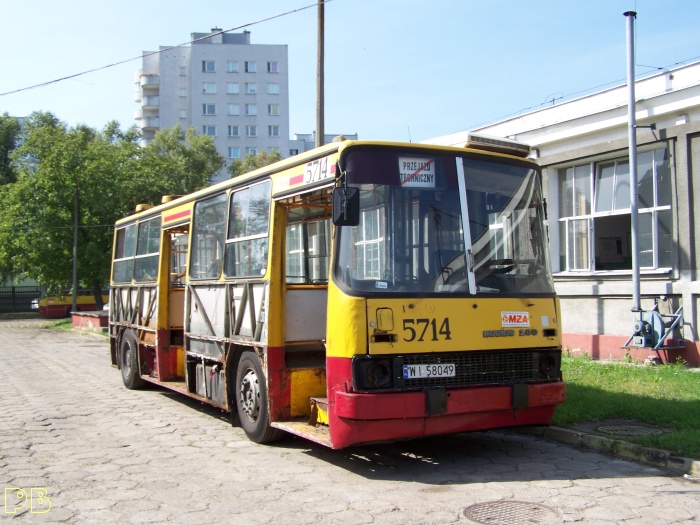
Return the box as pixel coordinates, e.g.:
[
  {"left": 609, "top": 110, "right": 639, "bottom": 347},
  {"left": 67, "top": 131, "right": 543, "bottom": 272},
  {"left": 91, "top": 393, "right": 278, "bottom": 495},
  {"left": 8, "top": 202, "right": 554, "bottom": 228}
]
[
  {"left": 119, "top": 330, "right": 145, "bottom": 390},
  {"left": 236, "top": 352, "right": 283, "bottom": 444}
]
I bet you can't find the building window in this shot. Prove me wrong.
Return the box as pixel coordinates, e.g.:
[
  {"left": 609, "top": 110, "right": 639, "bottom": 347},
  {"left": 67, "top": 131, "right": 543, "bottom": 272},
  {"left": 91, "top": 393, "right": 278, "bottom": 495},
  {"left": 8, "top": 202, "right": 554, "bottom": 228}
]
[
  {"left": 245, "top": 61, "right": 256, "bottom": 73},
  {"left": 245, "top": 83, "right": 257, "bottom": 95},
  {"left": 227, "top": 104, "right": 240, "bottom": 116},
  {"left": 228, "top": 147, "right": 240, "bottom": 159},
  {"left": 202, "top": 60, "right": 216, "bottom": 73},
  {"left": 267, "top": 61, "right": 279, "bottom": 73},
  {"left": 245, "top": 147, "right": 258, "bottom": 155},
  {"left": 266, "top": 83, "right": 280, "bottom": 95},
  {"left": 268, "top": 125, "right": 280, "bottom": 137},
  {"left": 179, "top": 66, "right": 187, "bottom": 76},
  {"left": 245, "top": 104, "right": 257, "bottom": 116},
  {"left": 179, "top": 110, "right": 187, "bottom": 119},
  {"left": 557, "top": 145, "right": 672, "bottom": 272},
  {"left": 202, "top": 82, "right": 217, "bottom": 94},
  {"left": 202, "top": 104, "right": 216, "bottom": 115},
  {"left": 228, "top": 125, "right": 239, "bottom": 137},
  {"left": 267, "top": 104, "right": 279, "bottom": 116},
  {"left": 179, "top": 88, "right": 187, "bottom": 97},
  {"left": 202, "top": 126, "right": 216, "bottom": 136},
  {"left": 227, "top": 60, "right": 239, "bottom": 73},
  {"left": 290, "top": 149, "right": 299, "bottom": 156},
  {"left": 227, "top": 82, "right": 239, "bottom": 94},
  {"left": 245, "top": 125, "right": 257, "bottom": 137}
]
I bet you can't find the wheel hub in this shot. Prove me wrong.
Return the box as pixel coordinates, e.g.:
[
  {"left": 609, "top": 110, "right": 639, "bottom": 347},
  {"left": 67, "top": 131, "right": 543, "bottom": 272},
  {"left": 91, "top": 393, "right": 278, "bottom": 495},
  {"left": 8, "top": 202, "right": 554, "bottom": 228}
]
[
  {"left": 122, "top": 341, "right": 132, "bottom": 374},
  {"left": 239, "top": 369, "right": 260, "bottom": 421}
]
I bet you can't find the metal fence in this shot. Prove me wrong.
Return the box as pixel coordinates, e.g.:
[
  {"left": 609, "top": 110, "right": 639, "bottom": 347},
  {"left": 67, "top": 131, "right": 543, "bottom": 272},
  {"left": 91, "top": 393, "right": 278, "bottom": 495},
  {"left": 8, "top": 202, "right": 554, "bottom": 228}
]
[{"left": 0, "top": 286, "right": 41, "bottom": 313}]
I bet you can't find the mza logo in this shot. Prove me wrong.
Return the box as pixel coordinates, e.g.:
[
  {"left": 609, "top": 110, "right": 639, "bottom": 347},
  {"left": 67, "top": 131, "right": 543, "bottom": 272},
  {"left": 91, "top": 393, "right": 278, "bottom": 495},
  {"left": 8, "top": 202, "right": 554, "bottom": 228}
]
[{"left": 501, "top": 311, "right": 530, "bottom": 327}]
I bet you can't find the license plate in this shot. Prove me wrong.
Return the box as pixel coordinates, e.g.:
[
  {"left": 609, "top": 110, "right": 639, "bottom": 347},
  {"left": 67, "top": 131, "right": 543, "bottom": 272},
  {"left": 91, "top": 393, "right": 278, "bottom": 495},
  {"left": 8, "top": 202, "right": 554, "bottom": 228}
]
[{"left": 402, "top": 363, "right": 456, "bottom": 379}]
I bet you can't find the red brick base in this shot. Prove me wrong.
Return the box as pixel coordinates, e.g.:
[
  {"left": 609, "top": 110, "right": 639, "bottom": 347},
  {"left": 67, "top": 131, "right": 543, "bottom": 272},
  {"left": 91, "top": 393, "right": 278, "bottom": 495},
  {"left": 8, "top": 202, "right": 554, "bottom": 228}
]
[
  {"left": 71, "top": 312, "right": 108, "bottom": 331},
  {"left": 562, "top": 332, "right": 700, "bottom": 367}
]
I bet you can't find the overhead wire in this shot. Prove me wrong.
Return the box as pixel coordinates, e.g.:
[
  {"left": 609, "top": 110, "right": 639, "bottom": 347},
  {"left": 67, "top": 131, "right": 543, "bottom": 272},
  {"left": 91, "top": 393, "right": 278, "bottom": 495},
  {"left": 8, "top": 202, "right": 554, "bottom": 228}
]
[{"left": 0, "top": 0, "right": 332, "bottom": 98}]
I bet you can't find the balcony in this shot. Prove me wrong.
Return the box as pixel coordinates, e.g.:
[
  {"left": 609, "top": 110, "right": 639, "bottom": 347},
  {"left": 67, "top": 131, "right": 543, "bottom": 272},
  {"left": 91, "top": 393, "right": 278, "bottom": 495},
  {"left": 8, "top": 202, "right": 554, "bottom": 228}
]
[
  {"left": 134, "top": 108, "right": 143, "bottom": 120},
  {"left": 140, "top": 74, "right": 160, "bottom": 90},
  {"left": 143, "top": 117, "right": 160, "bottom": 130},
  {"left": 142, "top": 96, "right": 160, "bottom": 109}
]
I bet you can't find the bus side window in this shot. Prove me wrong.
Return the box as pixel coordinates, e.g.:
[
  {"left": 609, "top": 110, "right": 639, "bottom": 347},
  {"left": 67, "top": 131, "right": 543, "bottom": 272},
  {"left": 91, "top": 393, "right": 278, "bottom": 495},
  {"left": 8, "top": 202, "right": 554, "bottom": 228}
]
[
  {"left": 225, "top": 181, "right": 271, "bottom": 278},
  {"left": 170, "top": 232, "right": 189, "bottom": 286},
  {"left": 134, "top": 217, "right": 161, "bottom": 282},
  {"left": 190, "top": 194, "right": 227, "bottom": 280},
  {"left": 285, "top": 219, "right": 330, "bottom": 284},
  {"left": 113, "top": 224, "right": 137, "bottom": 283}
]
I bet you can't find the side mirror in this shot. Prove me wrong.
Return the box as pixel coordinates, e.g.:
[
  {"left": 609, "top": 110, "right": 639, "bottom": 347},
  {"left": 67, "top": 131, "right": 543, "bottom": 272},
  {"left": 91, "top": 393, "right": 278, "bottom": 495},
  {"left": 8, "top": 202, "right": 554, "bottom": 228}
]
[{"left": 332, "top": 186, "right": 360, "bottom": 226}]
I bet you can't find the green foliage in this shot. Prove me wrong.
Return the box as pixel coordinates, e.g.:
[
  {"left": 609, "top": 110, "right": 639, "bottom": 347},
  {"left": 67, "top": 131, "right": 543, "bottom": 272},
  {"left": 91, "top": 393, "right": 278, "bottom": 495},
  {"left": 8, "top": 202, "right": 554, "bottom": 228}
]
[
  {"left": 0, "top": 113, "right": 21, "bottom": 185},
  {"left": 554, "top": 355, "right": 700, "bottom": 458},
  {"left": 227, "top": 149, "right": 281, "bottom": 179},
  {"left": 138, "top": 125, "right": 224, "bottom": 199},
  {"left": 0, "top": 113, "right": 224, "bottom": 297}
]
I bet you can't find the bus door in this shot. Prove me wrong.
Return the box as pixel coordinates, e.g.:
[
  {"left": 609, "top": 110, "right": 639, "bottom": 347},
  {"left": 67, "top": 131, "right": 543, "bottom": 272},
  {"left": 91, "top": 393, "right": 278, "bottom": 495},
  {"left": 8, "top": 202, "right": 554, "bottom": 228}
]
[
  {"left": 156, "top": 223, "right": 189, "bottom": 382},
  {"left": 277, "top": 187, "right": 334, "bottom": 419}
]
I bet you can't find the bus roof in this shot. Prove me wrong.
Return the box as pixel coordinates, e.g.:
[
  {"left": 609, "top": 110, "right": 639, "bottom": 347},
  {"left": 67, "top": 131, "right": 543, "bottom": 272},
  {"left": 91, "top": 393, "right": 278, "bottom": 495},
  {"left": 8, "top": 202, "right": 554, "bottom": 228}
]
[{"left": 115, "top": 139, "right": 535, "bottom": 226}]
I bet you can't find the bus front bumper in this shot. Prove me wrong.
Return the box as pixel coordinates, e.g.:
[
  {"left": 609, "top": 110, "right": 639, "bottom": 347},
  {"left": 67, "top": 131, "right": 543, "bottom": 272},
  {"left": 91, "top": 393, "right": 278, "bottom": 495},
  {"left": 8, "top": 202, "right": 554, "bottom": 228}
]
[
  {"left": 335, "top": 381, "right": 565, "bottom": 420},
  {"left": 326, "top": 381, "right": 566, "bottom": 449}
]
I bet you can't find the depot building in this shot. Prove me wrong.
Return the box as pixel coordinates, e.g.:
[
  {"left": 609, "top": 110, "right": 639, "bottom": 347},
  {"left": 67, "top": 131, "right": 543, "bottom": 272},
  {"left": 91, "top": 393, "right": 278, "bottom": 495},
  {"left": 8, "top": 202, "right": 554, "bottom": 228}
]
[{"left": 427, "top": 60, "right": 700, "bottom": 366}]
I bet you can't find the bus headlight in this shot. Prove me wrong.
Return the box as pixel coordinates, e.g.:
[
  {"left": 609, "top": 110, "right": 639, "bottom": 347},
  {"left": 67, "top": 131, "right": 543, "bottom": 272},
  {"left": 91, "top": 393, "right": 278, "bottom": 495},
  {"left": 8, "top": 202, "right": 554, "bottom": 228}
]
[
  {"left": 538, "top": 352, "right": 561, "bottom": 380},
  {"left": 352, "top": 356, "right": 396, "bottom": 391},
  {"left": 367, "top": 361, "right": 391, "bottom": 388}
]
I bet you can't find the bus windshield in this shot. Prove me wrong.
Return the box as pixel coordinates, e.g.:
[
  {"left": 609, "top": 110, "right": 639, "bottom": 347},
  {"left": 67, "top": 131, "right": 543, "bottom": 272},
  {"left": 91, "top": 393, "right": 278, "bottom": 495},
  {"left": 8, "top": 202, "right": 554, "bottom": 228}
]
[{"left": 336, "top": 148, "right": 554, "bottom": 295}]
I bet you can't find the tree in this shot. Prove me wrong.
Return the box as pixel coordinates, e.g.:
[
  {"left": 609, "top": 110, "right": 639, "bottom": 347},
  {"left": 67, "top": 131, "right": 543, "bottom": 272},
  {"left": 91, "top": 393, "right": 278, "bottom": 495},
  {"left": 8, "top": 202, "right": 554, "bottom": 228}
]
[
  {"left": 0, "top": 113, "right": 21, "bottom": 185},
  {"left": 227, "top": 149, "right": 282, "bottom": 179},
  {"left": 0, "top": 115, "right": 224, "bottom": 307},
  {"left": 138, "top": 125, "right": 225, "bottom": 197}
]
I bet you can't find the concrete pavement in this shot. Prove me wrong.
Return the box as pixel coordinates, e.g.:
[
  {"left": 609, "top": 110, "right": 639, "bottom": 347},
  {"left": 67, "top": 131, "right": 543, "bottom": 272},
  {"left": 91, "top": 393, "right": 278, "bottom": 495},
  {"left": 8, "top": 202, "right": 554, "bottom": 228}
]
[{"left": 1, "top": 319, "right": 699, "bottom": 524}]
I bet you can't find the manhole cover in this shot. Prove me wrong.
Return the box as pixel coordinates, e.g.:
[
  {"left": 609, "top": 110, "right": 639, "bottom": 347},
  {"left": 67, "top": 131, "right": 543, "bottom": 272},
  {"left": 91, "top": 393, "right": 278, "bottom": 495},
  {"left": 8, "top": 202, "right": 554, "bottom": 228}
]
[
  {"left": 463, "top": 501, "right": 560, "bottom": 525},
  {"left": 597, "top": 424, "right": 664, "bottom": 436}
]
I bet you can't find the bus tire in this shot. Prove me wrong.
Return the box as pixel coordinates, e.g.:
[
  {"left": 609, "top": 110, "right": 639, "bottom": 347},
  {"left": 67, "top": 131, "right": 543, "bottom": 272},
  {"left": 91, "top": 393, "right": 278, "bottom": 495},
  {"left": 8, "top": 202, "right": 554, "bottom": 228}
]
[
  {"left": 235, "top": 352, "right": 283, "bottom": 444},
  {"left": 227, "top": 361, "right": 241, "bottom": 428},
  {"left": 119, "top": 330, "right": 145, "bottom": 390}
]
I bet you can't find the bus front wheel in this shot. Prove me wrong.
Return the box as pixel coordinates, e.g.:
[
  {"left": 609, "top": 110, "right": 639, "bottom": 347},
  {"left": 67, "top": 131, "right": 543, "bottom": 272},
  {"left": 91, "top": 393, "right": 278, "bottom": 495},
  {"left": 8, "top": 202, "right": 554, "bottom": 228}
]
[
  {"left": 235, "top": 352, "right": 283, "bottom": 444},
  {"left": 119, "top": 330, "right": 145, "bottom": 390}
]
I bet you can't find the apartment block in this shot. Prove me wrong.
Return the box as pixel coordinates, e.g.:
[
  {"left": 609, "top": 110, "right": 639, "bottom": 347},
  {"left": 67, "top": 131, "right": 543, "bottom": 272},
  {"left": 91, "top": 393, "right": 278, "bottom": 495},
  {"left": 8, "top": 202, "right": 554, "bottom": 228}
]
[{"left": 135, "top": 29, "right": 289, "bottom": 183}]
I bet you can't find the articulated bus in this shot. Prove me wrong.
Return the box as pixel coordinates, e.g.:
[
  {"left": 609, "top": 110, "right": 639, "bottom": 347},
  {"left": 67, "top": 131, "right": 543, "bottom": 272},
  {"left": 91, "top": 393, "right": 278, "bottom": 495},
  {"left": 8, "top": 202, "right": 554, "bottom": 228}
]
[{"left": 109, "top": 136, "right": 565, "bottom": 449}]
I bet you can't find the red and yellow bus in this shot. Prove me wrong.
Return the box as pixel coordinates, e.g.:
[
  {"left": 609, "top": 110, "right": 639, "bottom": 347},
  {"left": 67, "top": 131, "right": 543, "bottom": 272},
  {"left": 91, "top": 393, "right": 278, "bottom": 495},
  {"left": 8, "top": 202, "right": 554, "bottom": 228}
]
[
  {"left": 109, "top": 137, "right": 565, "bottom": 449},
  {"left": 33, "top": 292, "right": 109, "bottom": 318}
]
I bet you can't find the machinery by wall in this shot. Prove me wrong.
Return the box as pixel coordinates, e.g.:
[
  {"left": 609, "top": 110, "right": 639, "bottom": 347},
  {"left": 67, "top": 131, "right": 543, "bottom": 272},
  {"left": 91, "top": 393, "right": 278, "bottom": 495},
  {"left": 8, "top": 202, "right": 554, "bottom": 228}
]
[{"left": 624, "top": 299, "right": 684, "bottom": 350}]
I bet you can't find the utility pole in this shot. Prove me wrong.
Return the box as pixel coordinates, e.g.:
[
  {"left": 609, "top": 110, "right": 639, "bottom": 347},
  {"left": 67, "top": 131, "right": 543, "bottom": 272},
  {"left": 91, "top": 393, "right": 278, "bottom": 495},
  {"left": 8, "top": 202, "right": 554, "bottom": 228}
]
[
  {"left": 316, "top": 0, "right": 325, "bottom": 148},
  {"left": 71, "top": 186, "right": 78, "bottom": 313},
  {"left": 624, "top": 10, "right": 640, "bottom": 312}
]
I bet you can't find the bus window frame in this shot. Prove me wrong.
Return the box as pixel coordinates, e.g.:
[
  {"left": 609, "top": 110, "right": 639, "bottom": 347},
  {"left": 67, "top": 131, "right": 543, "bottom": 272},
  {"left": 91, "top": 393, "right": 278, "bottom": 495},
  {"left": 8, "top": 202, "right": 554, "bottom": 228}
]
[
  {"left": 133, "top": 216, "right": 162, "bottom": 283},
  {"left": 112, "top": 223, "right": 137, "bottom": 284},
  {"left": 189, "top": 193, "right": 228, "bottom": 281},
  {"left": 224, "top": 179, "right": 272, "bottom": 279}
]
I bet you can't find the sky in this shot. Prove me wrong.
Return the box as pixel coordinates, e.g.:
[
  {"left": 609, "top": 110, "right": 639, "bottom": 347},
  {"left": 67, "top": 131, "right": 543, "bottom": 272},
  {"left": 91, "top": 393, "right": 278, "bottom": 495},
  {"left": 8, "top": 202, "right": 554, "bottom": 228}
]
[{"left": 2, "top": 0, "right": 699, "bottom": 144}]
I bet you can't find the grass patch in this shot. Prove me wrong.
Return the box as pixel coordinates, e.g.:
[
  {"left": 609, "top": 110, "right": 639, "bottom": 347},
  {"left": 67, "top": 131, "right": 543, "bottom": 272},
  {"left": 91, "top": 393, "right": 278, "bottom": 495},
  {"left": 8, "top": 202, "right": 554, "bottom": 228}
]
[
  {"left": 553, "top": 354, "right": 700, "bottom": 459},
  {"left": 47, "top": 318, "right": 74, "bottom": 331}
]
